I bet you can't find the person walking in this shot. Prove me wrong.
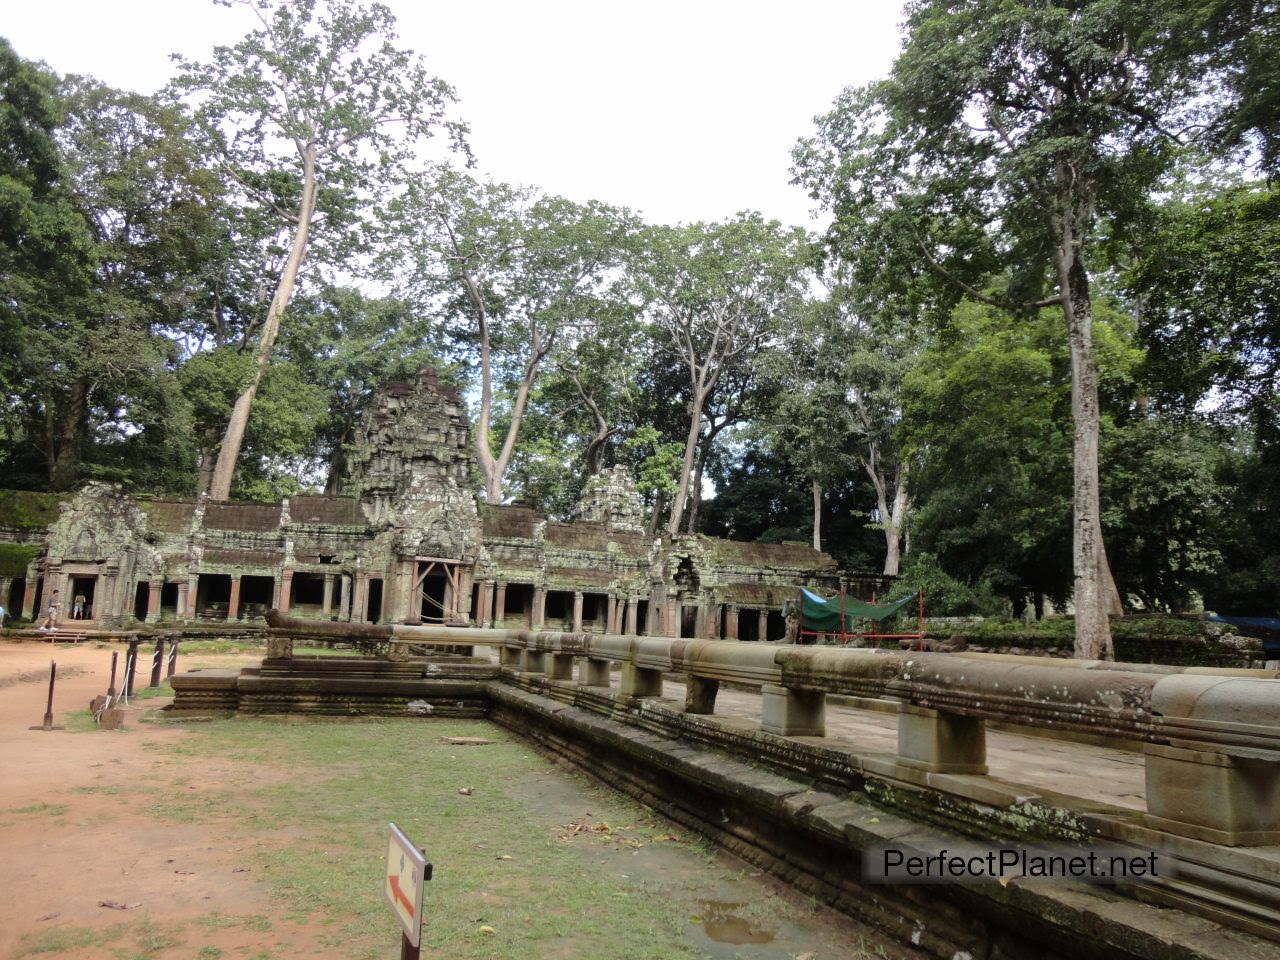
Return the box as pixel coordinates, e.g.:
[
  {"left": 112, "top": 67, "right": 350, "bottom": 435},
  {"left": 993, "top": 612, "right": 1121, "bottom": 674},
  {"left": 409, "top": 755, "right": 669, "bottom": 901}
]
[{"left": 40, "top": 591, "right": 61, "bottom": 632}]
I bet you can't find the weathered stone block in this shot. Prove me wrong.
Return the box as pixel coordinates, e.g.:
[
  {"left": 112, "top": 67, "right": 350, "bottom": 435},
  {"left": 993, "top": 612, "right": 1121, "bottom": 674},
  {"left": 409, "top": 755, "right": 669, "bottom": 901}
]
[
  {"left": 549, "top": 653, "right": 575, "bottom": 680},
  {"left": 520, "top": 649, "right": 546, "bottom": 674},
  {"left": 684, "top": 676, "right": 719, "bottom": 715},
  {"left": 1144, "top": 742, "right": 1280, "bottom": 846},
  {"left": 579, "top": 657, "right": 611, "bottom": 687},
  {"left": 761, "top": 684, "right": 825, "bottom": 737},
  {"left": 896, "top": 703, "right": 987, "bottom": 774},
  {"left": 620, "top": 661, "right": 662, "bottom": 698}
]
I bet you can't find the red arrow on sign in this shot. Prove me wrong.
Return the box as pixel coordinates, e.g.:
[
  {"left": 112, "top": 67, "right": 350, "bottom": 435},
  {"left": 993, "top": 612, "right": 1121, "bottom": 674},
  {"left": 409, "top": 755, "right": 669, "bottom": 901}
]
[{"left": 388, "top": 874, "right": 415, "bottom": 915}]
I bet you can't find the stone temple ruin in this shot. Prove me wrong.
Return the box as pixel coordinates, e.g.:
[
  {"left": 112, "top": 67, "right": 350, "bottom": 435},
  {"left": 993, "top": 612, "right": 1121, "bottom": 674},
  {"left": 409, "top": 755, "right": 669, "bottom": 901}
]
[{"left": 0, "top": 367, "right": 876, "bottom": 632}]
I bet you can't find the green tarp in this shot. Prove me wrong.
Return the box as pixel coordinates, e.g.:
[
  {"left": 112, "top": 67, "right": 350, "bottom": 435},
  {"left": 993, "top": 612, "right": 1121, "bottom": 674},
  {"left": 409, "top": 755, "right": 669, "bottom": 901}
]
[{"left": 794, "top": 588, "right": 917, "bottom": 633}]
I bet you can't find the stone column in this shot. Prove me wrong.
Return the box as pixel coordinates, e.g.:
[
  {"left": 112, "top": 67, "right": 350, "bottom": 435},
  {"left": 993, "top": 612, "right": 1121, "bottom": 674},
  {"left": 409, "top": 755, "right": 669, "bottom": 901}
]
[
  {"left": 350, "top": 576, "right": 366, "bottom": 627},
  {"left": 278, "top": 569, "right": 294, "bottom": 614},
  {"left": 476, "top": 581, "right": 491, "bottom": 627},
  {"left": 146, "top": 580, "right": 162, "bottom": 623},
  {"left": 532, "top": 586, "right": 546, "bottom": 628},
  {"left": 606, "top": 596, "right": 618, "bottom": 635},
  {"left": 694, "top": 603, "right": 707, "bottom": 639},
  {"left": 762, "top": 685, "right": 826, "bottom": 737},
  {"left": 494, "top": 582, "right": 508, "bottom": 628},
  {"left": 322, "top": 573, "right": 335, "bottom": 618},
  {"left": 725, "top": 604, "right": 740, "bottom": 640},
  {"left": 758, "top": 609, "right": 769, "bottom": 643},
  {"left": 176, "top": 580, "right": 190, "bottom": 620},
  {"left": 339, "top": 574, "right": 352, "bottom": 621},
  {"left": 21, "top": 578, "right": 37, "bottom": 619},
  {"left": 355, "top": 573, "right": 369, "bottom": 623},
  {"left": 667, "top": 599, "right": 680, "bottom": 638},
  {"left": 0, "top": 578, "right": 10, "bottom": 615},
  {"left": 624, "top": 598, "right": 638, "bottom": 636},
  {"left": 186, "top": 574, "right": 199, "bottom": 619},
  {"left": 572, "top": 592, "right": 584, "bottom": 632},
  {"left": 401, "top": 561, "right": 418, "bottom": 625},
  {"left": 227, "top": 575, "right": 242, "bottom": 622}
]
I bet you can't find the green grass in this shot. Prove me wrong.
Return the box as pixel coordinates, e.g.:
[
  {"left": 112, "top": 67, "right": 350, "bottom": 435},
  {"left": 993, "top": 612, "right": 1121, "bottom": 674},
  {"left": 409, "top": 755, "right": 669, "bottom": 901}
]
[
  {"left": 11, "top": 925, "right": 99, "bottom": 957},
  {"left": 150, "top": 717, "right": 709, "bottom": 960},
  {"left": 9, "top": 802, "right": 67, "bottom": 817}
]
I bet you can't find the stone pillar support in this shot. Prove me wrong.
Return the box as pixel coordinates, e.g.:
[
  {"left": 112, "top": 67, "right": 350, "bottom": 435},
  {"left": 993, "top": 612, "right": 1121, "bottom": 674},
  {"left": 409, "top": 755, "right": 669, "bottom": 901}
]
[
  {"left": 176, "top": 580, "right": 190, "bottom": 621},
  {"left": 532, "top": 586, "right": 546, "bottom": 628},
  {"left": 494, "top": 582, "right": 508, "bottom": 628},
  {"left": 353, "top": 573, "right": 368, "bottom": 624},
  {"left": 22, "top": 578, "right": 37, "bottom": 620},
  {"left": 226, "top": 576, "right": 242, "bottom": 622},
  {"left": 620, "top": 661, "right": 663, "bottom": 699},
  {"left": 278, "top": 569, "right": 294, "bottom": 614},
  {"left": 549, "top": 653, "right": 576, "bottom": 680},
  {"left": 572, "top": 592, "right": 584, "bottom": 632},
  {"left": 624, "top": 599, "right": 638, "bottom": 636},
  {"left": 476, "top": 581, "right": 491, "bottom": 627},
  {"left": 895, "top": 703, "right": 987, "bottom": 775},
  {"left": 725, "top": 604, "right": 739, "bottom": 640},
  {"left": 146, "top": 580, "right": 162, "bottom": 622},
  {"left": 762, "top": 684, "right": 825, "bottom": 737},
  {"left": 339, "top": 574, "right": 352, "bottom": 621},
  {"left": 685, "top": 676, "right": 719, "bottom": 715},
  {"left": 322, "top": 573, "right": 335, "bottom": 617},
  {"left": 579, "top": 657, "right": 611, "bottom": 687},
  {"left": 499, "top": 644, "right": 521, "bottom": 669},
  {"left": 667, "top": 599, "right": 680, "bottom": 638},
  {"left": 519, "top": 648, "right": 545, "bottom": 674},
  {"left": 758, "top": 609, "right": 769, "bottom": 643}
]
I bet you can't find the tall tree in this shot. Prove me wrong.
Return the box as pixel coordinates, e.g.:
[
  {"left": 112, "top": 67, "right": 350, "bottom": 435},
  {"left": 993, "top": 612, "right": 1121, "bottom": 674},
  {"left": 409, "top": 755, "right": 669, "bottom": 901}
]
[
  {"left": 171, "top": 0, "right": 466, "bottom": 500},
  {"left": 630, "top": 215, "right": 809, "bottom": 537},
  {"left": 797, "top": 1, "right": 1196, "bottom": 657},
  {"left": 392, "top": 167, "right": 635, "bottom": 503}
]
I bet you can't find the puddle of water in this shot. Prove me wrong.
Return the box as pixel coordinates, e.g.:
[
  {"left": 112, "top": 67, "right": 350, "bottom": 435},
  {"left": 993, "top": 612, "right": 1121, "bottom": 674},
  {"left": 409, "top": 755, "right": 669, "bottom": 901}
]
[{"left": 695, "top": 899, "right": 776, "bottom": 945}]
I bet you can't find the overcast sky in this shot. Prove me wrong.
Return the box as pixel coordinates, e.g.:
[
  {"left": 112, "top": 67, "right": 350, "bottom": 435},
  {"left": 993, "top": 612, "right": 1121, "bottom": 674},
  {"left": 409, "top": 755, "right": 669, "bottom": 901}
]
[{"left": 4, "top": 0, "right": 904, "bottom": 230}]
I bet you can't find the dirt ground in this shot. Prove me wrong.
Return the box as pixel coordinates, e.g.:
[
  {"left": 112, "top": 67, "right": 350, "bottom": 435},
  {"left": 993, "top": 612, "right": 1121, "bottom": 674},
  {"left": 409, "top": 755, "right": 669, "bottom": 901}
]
[{"left": 0, "top": 639, "right": 907, "bottom": 960}]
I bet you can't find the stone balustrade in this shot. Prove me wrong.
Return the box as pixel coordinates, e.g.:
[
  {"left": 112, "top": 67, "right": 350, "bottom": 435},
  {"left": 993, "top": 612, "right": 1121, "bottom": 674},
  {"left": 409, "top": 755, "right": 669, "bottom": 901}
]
[{"left": 263, "top": 613, "right": 1280, "bottom": 846}]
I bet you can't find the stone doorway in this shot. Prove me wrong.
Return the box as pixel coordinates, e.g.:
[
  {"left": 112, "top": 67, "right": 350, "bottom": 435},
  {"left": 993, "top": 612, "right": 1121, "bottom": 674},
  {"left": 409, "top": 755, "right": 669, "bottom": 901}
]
[
  {"left": 414, "top": 558, "right": 463, "bottom": 623},
  {"left": 68, "top": 575, "right": 97, "bottom": 621}
]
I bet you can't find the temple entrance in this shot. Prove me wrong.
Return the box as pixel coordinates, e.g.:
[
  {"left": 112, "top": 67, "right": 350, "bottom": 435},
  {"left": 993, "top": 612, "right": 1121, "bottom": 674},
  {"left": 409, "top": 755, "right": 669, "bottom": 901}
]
[
  {"left": 414, "top": 558, "right": 463, "bottom": 624},
  {"left": 69, "top": 575, "right": 97, "bottom": 620},
  {"left": 133, "top": 582, "right": 148, "bottom": 621}
]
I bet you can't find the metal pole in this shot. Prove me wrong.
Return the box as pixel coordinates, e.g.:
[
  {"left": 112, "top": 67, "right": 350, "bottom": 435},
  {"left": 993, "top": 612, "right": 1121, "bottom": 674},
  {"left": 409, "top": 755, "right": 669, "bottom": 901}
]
[
  {"left": 839, "top": 588, "right": 846, "bottom": 646},
  {"left": 166, "top": 637, "right": 179, "bottom": 679},
  {"left": 106, "top": 651, "right": 118, "bottom": 705},
  {"left": 125, "top": 639, "right": 139, "bottom": 698},
  {"left": 149, "top": 635, "right": 164, "bottom": 688}
]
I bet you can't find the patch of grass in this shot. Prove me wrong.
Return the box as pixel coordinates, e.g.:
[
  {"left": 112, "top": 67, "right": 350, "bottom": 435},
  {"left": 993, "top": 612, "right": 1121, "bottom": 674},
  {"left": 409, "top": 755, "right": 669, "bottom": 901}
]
[
  {"left": 111, "top": 919, "right": 181, "bottom": 960},
  {"left": 11, "top": 925, "right": 97, "bottom": 957},
  {"left": 10, "top": 801, "right": 67, "bottom": 817},
  {"left": 197, "top": 912, "right": 273, "bottom": 933},
  {"left": 152, "top": 718, "right": 706, "bottom": 960},
  {"left": 131, "top": 681, "right": 174, "bottom": 700},
  {"left": 196, "top": 948, "right": 223, "bottom": 959}
]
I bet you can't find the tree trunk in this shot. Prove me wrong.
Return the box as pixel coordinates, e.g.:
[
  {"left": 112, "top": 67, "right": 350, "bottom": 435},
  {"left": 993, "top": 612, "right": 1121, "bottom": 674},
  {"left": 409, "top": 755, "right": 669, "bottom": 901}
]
[
  {"left": 685, "top": 445, "right": 707, "bottom": 533},
  {"left": 323, "top": 425, "right": 351, "bottom": 494},
  {"left": 811, "top": 477, "right": 822, "bottom": 551},
  {"left": 1056, "top": 205, "right": 1116, "bottom": 660},
  {"left": 666, "top": 398, "right": 704, "bottom": 537},
  {"left": 648, "top": 487, "right": 667, "bottom": 538},
  {"left": 48, "top": 377, "right": 89, "bottom": 491},
  {"left": 207, "top": 146, "right": 318, "bottom": 501},
  {"left": 882, "top": 471, "right": 909, "bottom": 577}
]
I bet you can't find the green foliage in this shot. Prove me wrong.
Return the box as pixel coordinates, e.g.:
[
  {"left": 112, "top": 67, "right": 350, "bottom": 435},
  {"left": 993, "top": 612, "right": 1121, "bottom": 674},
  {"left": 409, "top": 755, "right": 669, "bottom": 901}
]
[
  {"left": 900, "top": 552, "right": 1010, "bottom": 618},
  {"left": 0, "top": 541, "right": 40, "bottom": 577},
  {"left": 0, "top": 489, "right": 67, "bottom": 528}
]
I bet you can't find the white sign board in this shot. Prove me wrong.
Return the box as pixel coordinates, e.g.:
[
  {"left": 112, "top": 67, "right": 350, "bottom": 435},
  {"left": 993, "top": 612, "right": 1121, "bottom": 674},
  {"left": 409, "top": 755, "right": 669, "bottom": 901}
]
[{"left": 384, "top": 822, "right": 428, "bottom": 946}]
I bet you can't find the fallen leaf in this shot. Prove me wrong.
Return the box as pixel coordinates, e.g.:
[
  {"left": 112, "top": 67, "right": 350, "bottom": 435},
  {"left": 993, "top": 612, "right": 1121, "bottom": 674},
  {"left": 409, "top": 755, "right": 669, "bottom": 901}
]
[
  {"left": 479, "top": 925, "right": 496, "bottom": 936},
  {"left": 37, "top": 913, "right": 59, "bottom": 922},
  {"left": 496, "top": 855, "right": 513, "bottom": 861},
  {"left": 458, "top": 787, "right": 474, "bottom": 796},
  {"left": 98, "top": 901, "right": 141, "bottom": 910},
  {"left": 232, "top": 867, "right": 251, "bottom": 873},
  {"left": 443, "top": 737, "right": 494, "bottom": 746},
  {"left": 174, "top": 869, "right": 195, "bottom": 876}
]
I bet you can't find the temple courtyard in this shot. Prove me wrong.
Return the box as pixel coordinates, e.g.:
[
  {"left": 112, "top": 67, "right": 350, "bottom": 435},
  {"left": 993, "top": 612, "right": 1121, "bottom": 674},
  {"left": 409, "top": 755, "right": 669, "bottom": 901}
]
[{"left": 0, "top": 640, "right": 906, "bottom": 960}]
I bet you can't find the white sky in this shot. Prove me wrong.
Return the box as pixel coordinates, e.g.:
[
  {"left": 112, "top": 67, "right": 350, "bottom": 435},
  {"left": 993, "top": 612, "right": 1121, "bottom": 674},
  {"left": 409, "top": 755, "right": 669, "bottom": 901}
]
[{"left": 2, "top": 0, "right": 904, "bottom": 230}]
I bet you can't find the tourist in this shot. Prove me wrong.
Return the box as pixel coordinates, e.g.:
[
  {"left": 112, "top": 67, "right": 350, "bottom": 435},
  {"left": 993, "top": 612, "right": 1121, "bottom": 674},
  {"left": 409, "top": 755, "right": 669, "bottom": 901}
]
[
  {"left": 40, "top": 591, "right": 61, "bottom": 632},
  {"left": 72, "top": 592, "right": 86, "bottom": 620}
]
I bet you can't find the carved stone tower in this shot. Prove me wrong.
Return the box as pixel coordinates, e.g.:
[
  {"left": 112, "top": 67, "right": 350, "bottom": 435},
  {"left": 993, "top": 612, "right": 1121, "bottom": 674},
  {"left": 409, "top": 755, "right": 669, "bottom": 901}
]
[{"left": 343, "top": 367, "right": 475, "bottom": 525}]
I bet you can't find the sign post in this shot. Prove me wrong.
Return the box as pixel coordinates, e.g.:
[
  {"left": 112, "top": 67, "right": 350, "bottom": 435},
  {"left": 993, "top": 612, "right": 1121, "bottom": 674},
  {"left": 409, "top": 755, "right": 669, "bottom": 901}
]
[{"left": 384, "top": 822, "right": 431, "bottom": 959}]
